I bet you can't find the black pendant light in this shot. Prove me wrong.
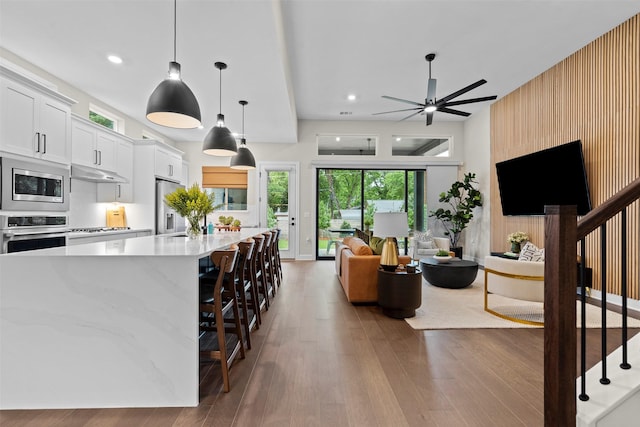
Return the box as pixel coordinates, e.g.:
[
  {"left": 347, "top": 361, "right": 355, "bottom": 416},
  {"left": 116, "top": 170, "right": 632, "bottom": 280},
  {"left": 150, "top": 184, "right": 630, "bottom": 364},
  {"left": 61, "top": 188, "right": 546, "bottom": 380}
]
[
  {"left": 146, "top": 0, "right": 201, "bottom": 129},
  {"left": 230, "top": 100, "right": 256, "bottom": 170},
  {"left": 202, "top": 62, "right": 237, "bottom": 156}
]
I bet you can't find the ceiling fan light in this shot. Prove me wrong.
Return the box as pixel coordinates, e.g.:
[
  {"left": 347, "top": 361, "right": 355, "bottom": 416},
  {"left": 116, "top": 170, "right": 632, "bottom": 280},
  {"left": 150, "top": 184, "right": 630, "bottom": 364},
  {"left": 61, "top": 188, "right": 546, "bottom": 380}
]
[
  {"left": 230, "top": 140, "right": 256, "bottom": 170},
  {"left": 146, "top": 62, "right": 201, "bottom": 129},
  {"left": 203, "top": 125, "right": 238, "bottom": 156},
  {"left": 424, "top": 104, "right": 437, "bottom": 113}
]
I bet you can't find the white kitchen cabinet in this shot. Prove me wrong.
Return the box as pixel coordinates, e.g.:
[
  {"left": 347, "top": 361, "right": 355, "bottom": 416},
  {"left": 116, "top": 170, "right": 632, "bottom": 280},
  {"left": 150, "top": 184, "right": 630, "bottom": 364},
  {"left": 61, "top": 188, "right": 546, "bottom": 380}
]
[
  {"left": 71, "top": 116, "right": 117, "bottom": 172},
  {"left": 181, "top": 160, "right": 189, "bottom": 186},
  {"left": 155, "top": 145, "right": 182, "bottom": 182},
  {"left": 0, "top": 67, "right": 75, "bottom": 165},
  {"left": 129, "top": 140, "right": 184, "bottom": 232},
  {"left": 97, "top": 138, "right": 134, "bottom": 202}
]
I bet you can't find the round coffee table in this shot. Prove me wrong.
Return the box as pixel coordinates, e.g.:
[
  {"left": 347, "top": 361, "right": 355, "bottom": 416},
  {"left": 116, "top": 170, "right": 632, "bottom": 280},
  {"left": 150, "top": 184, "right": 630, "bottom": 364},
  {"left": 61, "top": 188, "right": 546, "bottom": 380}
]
[{"left": 420, "top": 257, "right": 479, "bottom": 289}]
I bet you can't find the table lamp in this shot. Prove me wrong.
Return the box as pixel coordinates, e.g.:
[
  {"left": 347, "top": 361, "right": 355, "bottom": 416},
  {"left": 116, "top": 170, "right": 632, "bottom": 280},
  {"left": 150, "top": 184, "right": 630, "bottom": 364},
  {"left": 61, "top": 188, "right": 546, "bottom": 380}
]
[{"left": 374, "top": 212, "right": 409, "bottom": 271}]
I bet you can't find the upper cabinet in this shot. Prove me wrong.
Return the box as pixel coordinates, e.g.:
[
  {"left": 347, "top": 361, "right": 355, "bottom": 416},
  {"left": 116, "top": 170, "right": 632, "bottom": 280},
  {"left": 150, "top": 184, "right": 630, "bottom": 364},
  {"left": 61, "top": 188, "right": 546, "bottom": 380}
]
[
  {"left": 97, "top": 138, "right": 134, "bottom": 203},
  {"left": 154, "top": 144, "right": 182, "bottom": 182},
  {"left": 0, "top": 66, "right": 76, "bottom": 165},
  {"left": 71, "top": 117, "right": 117, "bottom": 172}
]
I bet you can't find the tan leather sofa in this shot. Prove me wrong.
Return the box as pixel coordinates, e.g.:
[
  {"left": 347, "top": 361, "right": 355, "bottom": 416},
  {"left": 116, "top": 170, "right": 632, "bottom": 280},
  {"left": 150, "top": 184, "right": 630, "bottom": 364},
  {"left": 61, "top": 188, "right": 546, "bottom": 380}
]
[{"left": 335, "top": 237, "right": 412, "bottom": 303}]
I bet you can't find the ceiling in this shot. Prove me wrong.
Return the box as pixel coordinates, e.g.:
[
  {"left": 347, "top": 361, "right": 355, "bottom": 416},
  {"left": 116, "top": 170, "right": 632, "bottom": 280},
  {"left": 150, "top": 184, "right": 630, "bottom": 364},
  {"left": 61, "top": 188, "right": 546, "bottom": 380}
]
[{"left": 1, "top": 0, "right": 639, "bottom": 145}]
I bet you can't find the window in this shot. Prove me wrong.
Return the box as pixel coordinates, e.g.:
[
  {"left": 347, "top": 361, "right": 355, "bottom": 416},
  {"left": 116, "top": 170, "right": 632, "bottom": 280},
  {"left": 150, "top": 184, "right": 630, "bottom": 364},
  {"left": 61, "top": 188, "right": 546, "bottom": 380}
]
[
  {"left": 317, "top": 135, "right": 377, "bottom": 156},
  {"left": 316, "top": 168, "right": 427, "bottom": 259},
  {"left": 392, "top": 135, "right": 451, "bottom": 157},
  {"left": 202, "top": 166, "right": 248, "bottom": 211},
  {"left": 89, "top": 104, "right": 124, "bottom": 133}
]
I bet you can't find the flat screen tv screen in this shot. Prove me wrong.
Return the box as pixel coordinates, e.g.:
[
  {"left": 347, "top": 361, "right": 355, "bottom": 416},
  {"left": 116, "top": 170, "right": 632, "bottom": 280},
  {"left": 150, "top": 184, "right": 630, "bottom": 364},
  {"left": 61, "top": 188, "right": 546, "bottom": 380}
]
[{"left": 496, "top": 140, "right": 592, "bottom": 216}]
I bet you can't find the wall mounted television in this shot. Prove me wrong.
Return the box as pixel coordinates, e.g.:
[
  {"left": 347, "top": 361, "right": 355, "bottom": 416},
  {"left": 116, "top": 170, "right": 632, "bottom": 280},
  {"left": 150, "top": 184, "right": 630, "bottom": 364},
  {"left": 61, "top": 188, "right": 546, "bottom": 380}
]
[{"left": 495, "top": 140, "right": 592, "bottom": 216}]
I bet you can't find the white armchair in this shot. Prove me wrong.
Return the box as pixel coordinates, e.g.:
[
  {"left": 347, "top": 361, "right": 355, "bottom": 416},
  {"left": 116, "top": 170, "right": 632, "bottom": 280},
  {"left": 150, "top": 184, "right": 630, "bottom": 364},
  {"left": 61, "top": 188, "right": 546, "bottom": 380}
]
[
  {"left": 409, "top": 232, "right": 450, "bottom": 260},
  {"left": 483, "top": 255, "right": 544, "bottom": 325}
]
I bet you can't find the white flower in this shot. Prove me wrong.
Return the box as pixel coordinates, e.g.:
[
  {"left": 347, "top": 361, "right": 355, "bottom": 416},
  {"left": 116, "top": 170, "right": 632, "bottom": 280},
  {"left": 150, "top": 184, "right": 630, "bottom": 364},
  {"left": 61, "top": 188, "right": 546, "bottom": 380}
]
[{"left": 507, "top": 231, "right": 529, "bottom": 244}]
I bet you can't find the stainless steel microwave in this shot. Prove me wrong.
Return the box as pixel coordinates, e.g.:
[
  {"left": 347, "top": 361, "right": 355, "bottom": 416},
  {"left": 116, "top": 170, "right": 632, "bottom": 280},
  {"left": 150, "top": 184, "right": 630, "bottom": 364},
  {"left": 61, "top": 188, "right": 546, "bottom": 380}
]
[{"left": 0, "top": 157, "right": 70, "bottom": 211}]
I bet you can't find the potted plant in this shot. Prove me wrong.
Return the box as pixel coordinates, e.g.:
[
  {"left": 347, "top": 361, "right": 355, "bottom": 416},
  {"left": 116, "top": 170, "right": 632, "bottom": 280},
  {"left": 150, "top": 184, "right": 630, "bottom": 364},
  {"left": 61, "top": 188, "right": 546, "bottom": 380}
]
[
  {"left": 433, "top": 249, "right": 452, "bottom": 263},
  {"left": 507, "top": 231, "right": 529, "bottom": 253},
  {"left": 230, "top": 218, "right": 242, "bottom": 231},
  {"left": 429, "top": 172, "right": 483, "bottom": 258},
  {"left": 164, "top": 184, "right": 215, "bottom": 239}
]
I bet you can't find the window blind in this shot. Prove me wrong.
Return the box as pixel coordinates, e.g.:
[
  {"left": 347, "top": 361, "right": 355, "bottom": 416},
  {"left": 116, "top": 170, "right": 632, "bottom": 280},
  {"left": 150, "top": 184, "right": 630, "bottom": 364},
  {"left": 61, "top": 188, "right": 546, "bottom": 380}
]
[{"left": 202, "top": 166, "right": 248, "bottom": 189}]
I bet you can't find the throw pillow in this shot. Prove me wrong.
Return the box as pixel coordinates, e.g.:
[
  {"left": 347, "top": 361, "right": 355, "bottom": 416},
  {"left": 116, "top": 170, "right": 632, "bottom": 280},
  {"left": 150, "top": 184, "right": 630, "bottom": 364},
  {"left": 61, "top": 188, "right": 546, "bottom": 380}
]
[
  {"left": 347, "top": 237, "right": 373, "bottom": 255},
  {"left": 414, "top": 229, "right": 434, "bottom": 244},
  {"left": 518, "top": 241, "right": 545, "bottom": 262},
  {"left": 369, "top": 236, "right": 385, "bottom": 255}
]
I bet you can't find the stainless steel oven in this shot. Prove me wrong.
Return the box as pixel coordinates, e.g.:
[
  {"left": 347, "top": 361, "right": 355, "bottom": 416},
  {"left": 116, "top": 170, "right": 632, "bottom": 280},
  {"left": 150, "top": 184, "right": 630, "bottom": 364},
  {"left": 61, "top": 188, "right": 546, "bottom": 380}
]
[
  {"left": 0, "top": 215, "right": 68, "bottom": 253},
  {"left": 0, "top": 157, "right": 70, "bottom": 211}
]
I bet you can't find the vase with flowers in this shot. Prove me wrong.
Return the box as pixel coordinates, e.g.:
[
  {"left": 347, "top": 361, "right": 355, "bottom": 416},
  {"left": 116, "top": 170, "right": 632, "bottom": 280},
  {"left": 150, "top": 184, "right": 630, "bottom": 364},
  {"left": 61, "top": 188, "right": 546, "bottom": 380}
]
[
  {"left": 507, "top": 231, "right": 529, "bottom": 253},
  {"left": 164, "top": 184, "right": 215, "bottom": 239}
]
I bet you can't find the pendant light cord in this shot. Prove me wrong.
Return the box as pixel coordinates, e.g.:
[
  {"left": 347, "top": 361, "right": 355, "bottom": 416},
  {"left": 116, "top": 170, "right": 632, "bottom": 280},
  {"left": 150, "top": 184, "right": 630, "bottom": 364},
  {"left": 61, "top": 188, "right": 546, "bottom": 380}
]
[
  {"left": 219, "top": 68, "right": 222, "bottom": 114},
  {"left": 242, "top": 103, "right": 245, "bottom": 137},
  {"left": 173, "top": 0, "right": 177, "bottom": 62}
]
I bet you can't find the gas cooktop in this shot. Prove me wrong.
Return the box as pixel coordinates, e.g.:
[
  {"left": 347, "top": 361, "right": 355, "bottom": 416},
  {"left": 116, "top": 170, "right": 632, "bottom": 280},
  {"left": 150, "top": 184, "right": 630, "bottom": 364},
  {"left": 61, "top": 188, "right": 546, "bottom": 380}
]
[{"left": 69, "top": 227, "right": 131, "bottom": 233}]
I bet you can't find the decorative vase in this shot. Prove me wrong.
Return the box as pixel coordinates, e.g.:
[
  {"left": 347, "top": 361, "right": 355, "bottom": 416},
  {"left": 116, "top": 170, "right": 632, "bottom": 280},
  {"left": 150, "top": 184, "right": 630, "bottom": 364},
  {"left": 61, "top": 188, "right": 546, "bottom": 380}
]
[
  {"left": 511, "top": 242, "right": 521, "bottom": 253},
  {"left": 186, "top": 216, "right": 202, "bottom": 239}
]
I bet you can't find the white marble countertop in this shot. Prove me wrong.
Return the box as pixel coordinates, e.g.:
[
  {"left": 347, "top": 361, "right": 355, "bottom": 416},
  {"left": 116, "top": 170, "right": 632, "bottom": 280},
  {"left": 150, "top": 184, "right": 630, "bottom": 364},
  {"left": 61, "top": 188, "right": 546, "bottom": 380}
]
[
  {"left": 4, "top": 227, "right": 267, "bottom": 258},
  {"left": 66, "top": 228, "right": 152, "bottom": 239}
]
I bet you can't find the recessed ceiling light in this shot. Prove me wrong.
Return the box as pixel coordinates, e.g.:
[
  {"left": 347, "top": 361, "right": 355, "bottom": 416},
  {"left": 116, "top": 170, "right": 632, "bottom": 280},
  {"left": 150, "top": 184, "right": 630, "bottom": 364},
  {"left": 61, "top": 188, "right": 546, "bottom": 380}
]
[
  {"left": 396, "top": 137, "right": 402, "bottom": 142},
  {"left": 347, "top": 94, "right": 356, "bottom": 101},
  {"left": 107, "top": 55, "right": 123, "bottom": 64},
  {"left": 336, "top": 137, "right": 341, "bottom": 142}
]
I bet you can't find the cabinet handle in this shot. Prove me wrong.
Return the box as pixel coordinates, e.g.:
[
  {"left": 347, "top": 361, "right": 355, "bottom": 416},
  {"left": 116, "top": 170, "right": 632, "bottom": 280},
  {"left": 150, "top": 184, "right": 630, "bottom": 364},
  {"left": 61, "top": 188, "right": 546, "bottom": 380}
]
[
  {"left": 99, "top": 151, "right": 102, "bottom": 165},
  {"left": 42, "top": 134, "right": 47, "bottom": 154},
  {"left": 169, "top": 165, "right": 173, "bottom": 176},
  {"left": 117, "top": 184, "right": 121, "bottom": 198},
  {"left": 35, "top": 132, "right": 41, "bottom": 152},
  {"left": 94, "top": 149, "right": 98, "bottom": 165}
]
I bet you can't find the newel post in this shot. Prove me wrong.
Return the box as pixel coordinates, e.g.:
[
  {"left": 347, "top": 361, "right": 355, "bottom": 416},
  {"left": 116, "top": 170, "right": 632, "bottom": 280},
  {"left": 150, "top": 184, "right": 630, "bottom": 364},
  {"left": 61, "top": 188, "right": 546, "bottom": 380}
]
[{"left": 544, "top": 205, "right": 577, "bottom": 426}]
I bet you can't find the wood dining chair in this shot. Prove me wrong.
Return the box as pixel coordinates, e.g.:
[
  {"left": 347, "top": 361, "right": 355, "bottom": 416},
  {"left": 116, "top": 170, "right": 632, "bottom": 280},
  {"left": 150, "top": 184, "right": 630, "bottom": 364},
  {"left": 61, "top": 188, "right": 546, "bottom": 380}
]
[{"left": 199, "top": 247, "right": 245, "bottom": 393}]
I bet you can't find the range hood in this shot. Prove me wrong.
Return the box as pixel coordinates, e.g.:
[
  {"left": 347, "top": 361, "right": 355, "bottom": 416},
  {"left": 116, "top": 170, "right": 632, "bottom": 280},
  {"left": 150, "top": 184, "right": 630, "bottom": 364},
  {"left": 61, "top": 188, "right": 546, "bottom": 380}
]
[{"left": 71, "top": 164, "right": 128, "bottom": 183}]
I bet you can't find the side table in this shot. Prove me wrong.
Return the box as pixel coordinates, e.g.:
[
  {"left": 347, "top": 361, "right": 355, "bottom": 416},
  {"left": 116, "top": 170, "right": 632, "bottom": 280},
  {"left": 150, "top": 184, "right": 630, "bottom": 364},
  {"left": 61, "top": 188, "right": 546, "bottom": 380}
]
[{"left": 377, "top": 268, "right": 422, "bottom": 318}]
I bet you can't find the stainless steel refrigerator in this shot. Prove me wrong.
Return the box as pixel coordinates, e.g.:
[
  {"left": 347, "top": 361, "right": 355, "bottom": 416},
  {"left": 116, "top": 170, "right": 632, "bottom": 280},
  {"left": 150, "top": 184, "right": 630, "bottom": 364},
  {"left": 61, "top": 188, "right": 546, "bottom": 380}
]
[{"left": 156, "top": 179, "right": 186, "bottom": 235}]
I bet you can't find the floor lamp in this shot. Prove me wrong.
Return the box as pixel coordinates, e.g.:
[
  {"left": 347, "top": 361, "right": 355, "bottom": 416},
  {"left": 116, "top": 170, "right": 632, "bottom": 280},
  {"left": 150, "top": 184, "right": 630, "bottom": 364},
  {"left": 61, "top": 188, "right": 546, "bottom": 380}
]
[{"left": 374, "top": 212, "right": 409, "bottom": 271}]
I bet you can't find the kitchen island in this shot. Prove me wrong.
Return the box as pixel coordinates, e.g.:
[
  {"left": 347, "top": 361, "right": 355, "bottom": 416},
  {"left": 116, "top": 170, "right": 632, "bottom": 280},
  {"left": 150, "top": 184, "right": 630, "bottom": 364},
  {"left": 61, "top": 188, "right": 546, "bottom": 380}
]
[{"left": 0, "top": 228, "right": 267, "bottom": 409}]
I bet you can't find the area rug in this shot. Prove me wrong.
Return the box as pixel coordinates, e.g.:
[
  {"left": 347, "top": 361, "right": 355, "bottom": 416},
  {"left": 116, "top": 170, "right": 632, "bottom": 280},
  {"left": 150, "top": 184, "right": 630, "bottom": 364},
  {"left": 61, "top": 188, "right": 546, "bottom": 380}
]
[{"left": 405, "top": 277, "right": 640, "bottom": 330}]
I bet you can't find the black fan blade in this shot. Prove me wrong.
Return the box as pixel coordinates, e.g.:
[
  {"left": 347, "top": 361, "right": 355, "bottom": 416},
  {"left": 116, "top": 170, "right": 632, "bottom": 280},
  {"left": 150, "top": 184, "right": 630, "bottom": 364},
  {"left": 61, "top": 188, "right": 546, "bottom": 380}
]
[
  {"left": 426, "top": 111, "right": 434, "bottom": 126},
  {"left": 399, "top": 110, "right": 424, "bottom": 121},
  {"left": 372, "top": 107, "right": 422, "bottom": 116},
  {"left": 382, "top": 95, "right": 425, "bottom": 107},
  {"left": 438, "top": 107, "right": 471, "bottom": 117},
  {"left": 442, "top": 95, "right": 497, "bottom": 107},
  {"left": 437, "top": 79, "right": 487, "bottom": 104},
  {"left": 426, "top": 78, "right": 437, "bottom": 102}
]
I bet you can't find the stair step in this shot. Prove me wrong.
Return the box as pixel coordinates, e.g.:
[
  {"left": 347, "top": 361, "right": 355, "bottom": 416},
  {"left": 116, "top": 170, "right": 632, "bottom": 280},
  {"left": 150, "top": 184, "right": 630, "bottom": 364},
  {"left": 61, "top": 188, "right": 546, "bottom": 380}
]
[{"left": 577, "top": 333, "right": 640, "bottom": 426}]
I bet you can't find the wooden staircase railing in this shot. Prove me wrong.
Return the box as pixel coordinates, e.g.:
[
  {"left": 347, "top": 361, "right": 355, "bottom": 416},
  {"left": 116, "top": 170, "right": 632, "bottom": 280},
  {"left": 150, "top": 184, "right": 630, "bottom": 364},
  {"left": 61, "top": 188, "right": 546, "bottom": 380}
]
[{"left": 544, "top": 176, "right": 640, "bottom": 426}]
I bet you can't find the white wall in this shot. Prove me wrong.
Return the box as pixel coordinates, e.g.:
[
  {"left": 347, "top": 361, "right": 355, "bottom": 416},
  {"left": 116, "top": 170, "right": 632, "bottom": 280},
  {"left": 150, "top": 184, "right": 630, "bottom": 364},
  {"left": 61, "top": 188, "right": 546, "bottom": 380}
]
[{"left": 462, "top": 105, "right": 492, "bottom": 263}]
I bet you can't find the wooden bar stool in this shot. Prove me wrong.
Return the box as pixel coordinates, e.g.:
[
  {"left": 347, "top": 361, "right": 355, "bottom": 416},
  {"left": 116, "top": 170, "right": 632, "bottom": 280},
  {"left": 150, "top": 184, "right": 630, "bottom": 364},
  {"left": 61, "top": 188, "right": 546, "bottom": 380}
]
[
  {"left": 261, "top": 231, "right": 276, "bottom": 298},
  {"left": 253, "top": 234, "right": 274, "bottom": 310},
  {"left": 199, "top": 248, "right": 245, "bottom": 393},
  {"left": 251, "top": 235, "right": 269, "bottom": 313},
  {"left": 270, "top": 228, "right": 283, "bottom": 289},
  {"left": 236, "top": 239, "right": 259, "bottom": 349}
]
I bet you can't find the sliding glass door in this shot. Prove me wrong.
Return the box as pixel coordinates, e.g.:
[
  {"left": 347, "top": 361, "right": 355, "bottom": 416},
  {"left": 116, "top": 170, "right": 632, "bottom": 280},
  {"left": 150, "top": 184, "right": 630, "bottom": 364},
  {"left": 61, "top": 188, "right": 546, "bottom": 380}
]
[{"left": 316, "top": 168, "right": 427, "bottom": 259}]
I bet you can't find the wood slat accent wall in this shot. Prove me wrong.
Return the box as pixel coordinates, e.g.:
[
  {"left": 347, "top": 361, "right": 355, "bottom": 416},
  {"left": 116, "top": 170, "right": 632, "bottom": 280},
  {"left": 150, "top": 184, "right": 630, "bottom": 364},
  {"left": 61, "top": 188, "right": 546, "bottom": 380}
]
[
  {"left": 202, "top": 166, "right": 248, "bottom": 189},
  {"left": 490, "top": 14, "right": 640, "bottom": 299}
]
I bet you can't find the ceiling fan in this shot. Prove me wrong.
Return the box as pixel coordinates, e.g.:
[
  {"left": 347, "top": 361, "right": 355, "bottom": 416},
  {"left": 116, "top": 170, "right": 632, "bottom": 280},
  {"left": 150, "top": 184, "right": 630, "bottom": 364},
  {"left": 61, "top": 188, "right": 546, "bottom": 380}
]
[{"left": 374, "top": 53, "right": 497, "bottom": 125}]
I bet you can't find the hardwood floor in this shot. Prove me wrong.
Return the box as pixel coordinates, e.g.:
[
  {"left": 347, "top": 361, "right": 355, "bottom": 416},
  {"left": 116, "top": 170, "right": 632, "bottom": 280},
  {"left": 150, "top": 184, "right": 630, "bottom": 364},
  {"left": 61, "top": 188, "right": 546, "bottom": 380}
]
[{"left": 1, "top": 260, "right": 637, "bottom": 426}]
